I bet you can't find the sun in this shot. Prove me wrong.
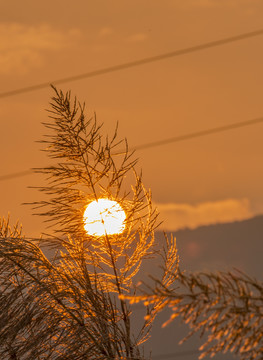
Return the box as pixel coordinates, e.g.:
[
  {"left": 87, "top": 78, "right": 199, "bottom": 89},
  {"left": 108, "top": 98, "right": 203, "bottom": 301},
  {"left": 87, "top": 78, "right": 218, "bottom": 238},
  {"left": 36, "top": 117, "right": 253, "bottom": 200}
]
[{"left": 83, "top": 198, "right": 126, "bottom": 236}]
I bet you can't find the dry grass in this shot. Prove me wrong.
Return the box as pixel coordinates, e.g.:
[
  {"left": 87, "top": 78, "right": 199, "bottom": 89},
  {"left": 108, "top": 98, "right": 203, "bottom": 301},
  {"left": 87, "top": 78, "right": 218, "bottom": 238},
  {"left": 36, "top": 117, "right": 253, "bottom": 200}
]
[
  {"left": 132, "top": 267, "right": 263, "bottom": 359},
  {"left": 0, "top": 87, "right": 178, "bottom": 359}
]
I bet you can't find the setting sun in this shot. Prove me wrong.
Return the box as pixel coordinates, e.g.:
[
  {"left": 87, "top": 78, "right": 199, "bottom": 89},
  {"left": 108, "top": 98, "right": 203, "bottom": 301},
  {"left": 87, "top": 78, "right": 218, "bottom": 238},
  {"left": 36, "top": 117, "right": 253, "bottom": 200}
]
[{"left": 83, "top": 199, "right": 126, "bottom": 236}]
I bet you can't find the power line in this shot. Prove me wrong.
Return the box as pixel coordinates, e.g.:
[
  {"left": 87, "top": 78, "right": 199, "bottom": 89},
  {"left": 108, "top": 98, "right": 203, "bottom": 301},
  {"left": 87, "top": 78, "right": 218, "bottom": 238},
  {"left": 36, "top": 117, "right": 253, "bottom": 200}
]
[
  {"left": 1, "top": 28, "right": 263, "bottom": 99},
  {"left": 0, "top": 169, "right": 34, "bottom": 181},
  {"left": 129, "top": 115, "right": 263, "bottom": 151},
  {"left": 1, "top": 115, "right": 263, "bottom": 182},
  {"left": 0, "top": 170, "right": 32, "bottom": 181}
]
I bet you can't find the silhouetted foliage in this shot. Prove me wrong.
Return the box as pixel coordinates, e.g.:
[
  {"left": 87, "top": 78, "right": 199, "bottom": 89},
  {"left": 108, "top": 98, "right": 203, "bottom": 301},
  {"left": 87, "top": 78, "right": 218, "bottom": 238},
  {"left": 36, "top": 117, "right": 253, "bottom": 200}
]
[
  {"left": 130, "top": 267, "right": 263, "bottom": 359},
  {"left": 0, "top": 87, "right": 178, "bottom": 360},
  {"left": 2, "top": 87, "right": 261, "bottom": 360}
]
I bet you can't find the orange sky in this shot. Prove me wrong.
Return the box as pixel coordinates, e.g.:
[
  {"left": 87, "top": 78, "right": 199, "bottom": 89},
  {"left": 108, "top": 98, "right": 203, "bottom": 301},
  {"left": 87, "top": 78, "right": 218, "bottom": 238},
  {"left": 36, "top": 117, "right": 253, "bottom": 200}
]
[{"left": 1, "top": 0, "right": 263, "bottom": 235}]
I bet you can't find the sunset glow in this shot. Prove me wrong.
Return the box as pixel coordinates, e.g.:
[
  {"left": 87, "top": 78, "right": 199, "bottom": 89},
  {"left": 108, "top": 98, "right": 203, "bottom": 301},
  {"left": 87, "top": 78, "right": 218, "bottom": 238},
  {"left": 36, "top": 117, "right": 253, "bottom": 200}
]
[{"left": 83, "top": 199, "right": 126, "bottom": 236}]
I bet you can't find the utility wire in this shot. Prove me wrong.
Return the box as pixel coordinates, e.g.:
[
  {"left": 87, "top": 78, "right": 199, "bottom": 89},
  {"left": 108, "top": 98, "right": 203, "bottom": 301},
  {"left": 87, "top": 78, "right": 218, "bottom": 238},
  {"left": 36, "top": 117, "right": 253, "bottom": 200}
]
[
  {"left": 2, "top": 27, "right": 258, "bottom": 356},
  {"left": 129, "top": 115, "right": 263, "bottom": 151},
  {"left": 1, "top": 115, "right": 263, "bottom": 182},
  {"left": 1, "top": 28, "right": 263, "bottom": 99},
  {"left": 0, "top": 170, "right": 32, "bottom": 181}
]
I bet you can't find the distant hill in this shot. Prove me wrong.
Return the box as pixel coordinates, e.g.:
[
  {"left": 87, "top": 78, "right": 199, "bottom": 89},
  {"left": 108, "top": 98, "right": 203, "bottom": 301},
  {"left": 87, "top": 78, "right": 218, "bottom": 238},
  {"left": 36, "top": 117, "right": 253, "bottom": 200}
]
[
  {"left": 143, "top": 215, "right": 263, "bottom": 359},
  {"left": 41, "top": 215, "right": 263, "bottom": 359},
  {"left": 170, "top": 214, "right": 263, "bottom": 278}
]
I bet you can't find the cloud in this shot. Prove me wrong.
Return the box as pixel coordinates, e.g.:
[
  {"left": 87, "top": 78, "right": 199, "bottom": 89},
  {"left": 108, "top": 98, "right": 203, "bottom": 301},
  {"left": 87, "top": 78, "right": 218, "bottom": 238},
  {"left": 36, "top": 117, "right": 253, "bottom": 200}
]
[
  {"left": 188, "top": 0, "right": 260, "bottom": 8},
  {"left": 127, "top": 33, "right": 148, "bottom": 43},
  {"left": 0, "top": 23, "right": 81, "bottom": 74},
  {"left": 190, "top": 0, "right": 220, "bottom": 8},
  {"left": 98, "top": 27, "right": 114, "bottom": 37},
  {"left": 155, "top": 198, "right": 254, "bottom": 231}
]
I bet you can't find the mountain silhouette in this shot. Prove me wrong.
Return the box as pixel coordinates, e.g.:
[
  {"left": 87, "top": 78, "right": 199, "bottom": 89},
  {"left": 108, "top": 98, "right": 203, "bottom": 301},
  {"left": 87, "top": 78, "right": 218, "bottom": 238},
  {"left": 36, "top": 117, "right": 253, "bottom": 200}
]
[{"left": 143, "top": 215, "right": 263, "bottom": 359}]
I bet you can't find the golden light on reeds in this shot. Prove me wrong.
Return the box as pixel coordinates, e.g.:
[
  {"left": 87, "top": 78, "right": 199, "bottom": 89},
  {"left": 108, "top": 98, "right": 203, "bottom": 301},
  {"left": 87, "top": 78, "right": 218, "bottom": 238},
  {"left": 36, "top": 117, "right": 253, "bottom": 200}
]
[{"left": 83, "top": 199, "right": 126, "bottom": 236}]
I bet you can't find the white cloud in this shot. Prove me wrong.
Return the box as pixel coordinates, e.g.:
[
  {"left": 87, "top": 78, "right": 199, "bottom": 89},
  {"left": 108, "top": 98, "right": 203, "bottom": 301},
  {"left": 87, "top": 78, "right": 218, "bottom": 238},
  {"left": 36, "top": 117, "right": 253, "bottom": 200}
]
[
  {"left": 0, "top": 23, "right": 81, "bottom": 74},
  {"left": 98, "top": 27, "right": 114, "bottom": 37},
  {"left": 127, "top": 33, "right": 148, "bottom": 43},
  {"left": 155, "top": 198, "right": 254, "bottom": 231},
  {"left": 189, "top": 0, "right": 260, "bottom": 8},
  {"left": 190, "top": 0, "right": 220, "bottom": 8}
]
